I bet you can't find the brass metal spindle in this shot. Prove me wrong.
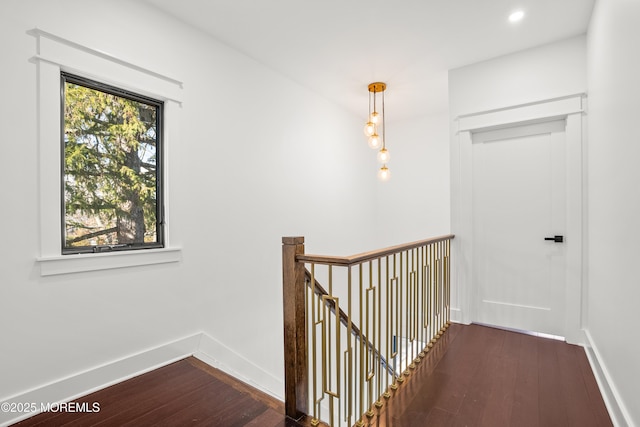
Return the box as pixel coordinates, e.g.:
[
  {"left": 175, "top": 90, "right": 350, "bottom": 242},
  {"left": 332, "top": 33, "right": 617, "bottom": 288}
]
[
  {"left": 430, "top": 243, "right": 436, "bottom": 347},
  {"left": 347, "top": 266, "right": 353, "bottom": 427},
  {"left": 329, "top": 397, "right": 334, "bottom": 427},
  {"left": 435, "top": 243, "right": 440, "bottom": 320},
  {"left": 420, "top": 246, "right": 426, "bottom": 357},
  {"left": 407, "top": 250, "right": 412, "bottom": 366},
  {"left": 365, "top": 261, "right": 375, "bottom": 418},
  {"left": 422, "top": 244, "right": 428, "bottom": 356},
  {"left": 440, "top": 240, "right": 445, "bottom": 333},
  {"left": 402, "top": 251, "right": 407, "bottom": 373},
  {"left": 437, "top": 242, "right": 440, "bottom": 333},
  {"left": 392, "top": 253, "right": 400, "bottom": 388},
  {"left": 427, "top": 244, "right": 432, "bottom": 347},
  {"left": 407, "top": 250, "right": 412, "bottom": 370},
  {"left": 437, "top": 242, "right": 442, "bottom": 335},
  {"left": 343, "top": 347, "right": 349, "bottom": 426},
  {"left": 435, "top": 243, "right": 440, "bottom": 338},
  {"left": 315, "top": 276, "right": 323, "bottom": 425},
  {"left": 449, "top": 239, "right": 452, "bottom": 322},
  {"left": 442, "top": 243, "right": 446, "bottom": 327},
  {"left": 326, "top": 296, "right": 332, "bottom": 400},
  {"left": 384, "top": 255, "right": 392, "bottom": 397},
  {"left": 418, "top": 247, "right": 422, "bottom": 360},
  {"left": 326, "top": 265, "right": 332, "bottom": 410},
  {"left": 440, "top": 241, "right": 444, "bottom": 332},
  {"left": 412, "top": 248, "right": 418, "bottom": 364},
  {"left": 358, "top": 263, "right": 364, "bottom": 424},
  {"left": 376, "top": 258, "right": 382, "bottom": 407},
  {"left": 325, "top": 265, "right": 341, "bottom": 425},
  {"left": 393, "top": 252, "right": 404, "bottom": 383},
  {"left": 396, "top": 252, "right": 405, "bottom": 384},
  {"left": 440, "top": 240, "right": 444, "bottom": 333},
  {"left": 310, "top": 265, "right": 317, "bottom": 424},
  {"left": 444, "top": 240, "right": 448, "bottom": 325},
  {"left": 333, "top": 269, "right": 340, "bottom": 408}
]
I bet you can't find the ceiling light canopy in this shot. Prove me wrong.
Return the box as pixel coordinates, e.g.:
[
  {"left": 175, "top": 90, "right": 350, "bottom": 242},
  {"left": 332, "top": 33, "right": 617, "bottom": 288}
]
[{"left": 365, "top": 82, "right": 390, "bottom": 181}]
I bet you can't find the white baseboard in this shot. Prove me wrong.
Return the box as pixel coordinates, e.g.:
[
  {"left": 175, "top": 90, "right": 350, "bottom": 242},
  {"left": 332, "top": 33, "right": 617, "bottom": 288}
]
[
  {"left": 194, "top": 333, "right": 284, "bottom": 401},
  {"left": 0, "top": 333, "right": 282, "bottom": 427},
  {"left": 449, "top": 307, "right": 466, "bottom": 324},
  {"left": 583, "top": 329, "right": 632, "bottom": 427}
]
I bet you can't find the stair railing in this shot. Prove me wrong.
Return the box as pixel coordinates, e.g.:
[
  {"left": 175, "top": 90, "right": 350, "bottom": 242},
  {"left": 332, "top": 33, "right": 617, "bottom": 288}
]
[
  {"left": 306, "top": 270, "right": 396, "bottom": 378},
  {"left": 282, "top": 235, "right": 454, "bottom": 426}
]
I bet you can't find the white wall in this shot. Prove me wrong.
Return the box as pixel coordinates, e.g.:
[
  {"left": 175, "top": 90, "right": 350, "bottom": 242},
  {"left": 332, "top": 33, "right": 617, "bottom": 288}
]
[
  {"left": 587, "top": 1, "right": 640, "bottom": 425},
  {"left": 448, "top": 35, "right": 587, "bottom": 320},
  {"left": 449, "top": 35, "right": 587, "bottom": 116},
  {"left": 374, "top": 111, "right": 451, "bottom": 246},
  {"left": 0, "top": 0, "right": 379, "bottom": 405}
]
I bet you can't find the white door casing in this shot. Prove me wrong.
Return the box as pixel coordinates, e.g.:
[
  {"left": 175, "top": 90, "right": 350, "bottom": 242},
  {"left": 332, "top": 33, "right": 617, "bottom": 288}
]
[{"left": 451, "top": 94, "right": 586, "bottom": 344}]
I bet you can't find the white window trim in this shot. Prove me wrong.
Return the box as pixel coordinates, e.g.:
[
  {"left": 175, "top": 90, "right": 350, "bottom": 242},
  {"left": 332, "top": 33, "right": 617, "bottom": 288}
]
[{"left": 30, "top": 28, "right": 183, "bottom": 276}]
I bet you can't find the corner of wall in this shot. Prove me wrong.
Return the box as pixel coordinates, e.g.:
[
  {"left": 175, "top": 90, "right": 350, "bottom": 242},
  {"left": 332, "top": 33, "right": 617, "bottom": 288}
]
[
  {"left": 583, "top": 329, "right": 633, "bottom": 427},
  {"left": 0, "top": 334, "right": 200, "bottom": 426},
  {"left": 0, "top": 333, "right": 283, "bottom": 427},
  {"left": 193, "top": 333, "right": 284, "bottom": 401}
]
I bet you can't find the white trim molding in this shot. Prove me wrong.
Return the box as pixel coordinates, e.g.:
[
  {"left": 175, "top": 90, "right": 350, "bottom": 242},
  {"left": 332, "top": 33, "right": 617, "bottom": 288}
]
[
  {"left": 28, "top": 28, "right": 183, "bottom": 102},
  {"left": 449, "top": 307, "right": 463, "bottom": 324},
  {"left": 37, "top": 248, "right": 182, "bottom": 276},
  {"left": 583, "top": 330, "right": 632, "bottom": 427},
  {"left": 457, "top": 94, "right": 586, "bottom": 133}
]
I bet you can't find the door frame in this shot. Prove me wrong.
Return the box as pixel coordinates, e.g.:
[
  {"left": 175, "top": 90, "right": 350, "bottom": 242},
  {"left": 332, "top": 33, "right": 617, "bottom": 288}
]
[{"left": 451, "top": 94, "right": 587, "bottom": 344}]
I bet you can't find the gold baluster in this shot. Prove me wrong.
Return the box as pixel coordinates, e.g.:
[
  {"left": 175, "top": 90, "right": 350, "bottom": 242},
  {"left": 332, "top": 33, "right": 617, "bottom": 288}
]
[{"left": 375, "top": 257, "right": 384, "bottom": 409}]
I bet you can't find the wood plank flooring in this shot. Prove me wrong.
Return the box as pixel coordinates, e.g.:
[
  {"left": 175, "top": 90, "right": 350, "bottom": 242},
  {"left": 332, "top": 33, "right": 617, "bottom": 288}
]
[
  {"left": 367, "top": 323, "right": 612, "bottom": 427},
  {"left": 12, "top": 323, "right": 612, "bottom": 426},
  {"left": 13, "top": 357, "right": 303, "bottom": 427}
]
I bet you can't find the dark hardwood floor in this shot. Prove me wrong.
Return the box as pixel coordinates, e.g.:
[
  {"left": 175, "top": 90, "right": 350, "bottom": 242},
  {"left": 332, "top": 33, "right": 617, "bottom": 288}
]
[
  {"left": 13, "top": 357, "right": 303, "bottom": 427},
  {"left": 368, "top": 323, "right": 612, "bottom": 427},
  {"left": 12, "top": 323, "right": 612, "bottom": 426}
]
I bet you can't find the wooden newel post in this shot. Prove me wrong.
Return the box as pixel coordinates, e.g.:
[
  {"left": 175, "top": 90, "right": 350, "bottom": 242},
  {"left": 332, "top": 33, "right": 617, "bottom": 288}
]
[{"left": 282, "top": 236, "right": 308, "bottom": 419}]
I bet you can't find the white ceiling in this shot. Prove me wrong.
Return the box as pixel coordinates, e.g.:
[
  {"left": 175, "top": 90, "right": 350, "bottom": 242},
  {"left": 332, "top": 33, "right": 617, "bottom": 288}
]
[{"left": 142, "top": 0, "right": 595, "bottom": 121}]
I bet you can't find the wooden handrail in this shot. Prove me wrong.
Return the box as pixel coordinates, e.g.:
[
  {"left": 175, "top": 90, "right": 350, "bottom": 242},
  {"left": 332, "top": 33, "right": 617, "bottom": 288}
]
[{"left": 297, "top": 234, "right": 454, "bottom": 266}]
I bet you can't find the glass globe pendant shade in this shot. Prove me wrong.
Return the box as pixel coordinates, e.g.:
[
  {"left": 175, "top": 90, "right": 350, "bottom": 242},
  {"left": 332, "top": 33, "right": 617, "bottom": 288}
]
[
  {"left": 367, "top": 133, "right": 381, "bottom": 149},
  {"left": 378, "top": 165, "right": 390, "bottom": 181},
  {"left": 377, "top": 148, "right": 390, "bottom": 164},
  {"left": 364, "top": 121, "right": 376, "bottom": 137},
  {"left": 370, "top": 111, "right": 380, "bottom": 124}
]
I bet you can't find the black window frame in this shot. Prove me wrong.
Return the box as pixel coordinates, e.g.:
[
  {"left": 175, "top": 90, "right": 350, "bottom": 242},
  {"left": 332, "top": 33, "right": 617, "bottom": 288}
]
[{"left": 60, "top": 72, "right": 165, "bottom": 255}]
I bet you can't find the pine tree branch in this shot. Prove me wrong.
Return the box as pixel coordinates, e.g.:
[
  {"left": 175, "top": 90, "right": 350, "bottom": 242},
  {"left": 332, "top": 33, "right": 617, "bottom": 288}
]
[{"left": 66, "top": 226, "right": 118, "bottom": 244}]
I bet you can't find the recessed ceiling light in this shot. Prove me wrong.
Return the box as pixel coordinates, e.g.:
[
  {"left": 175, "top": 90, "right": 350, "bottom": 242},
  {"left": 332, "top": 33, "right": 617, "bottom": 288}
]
[{"left": 509, "top": 10, "right": 525, "bottom": 23}]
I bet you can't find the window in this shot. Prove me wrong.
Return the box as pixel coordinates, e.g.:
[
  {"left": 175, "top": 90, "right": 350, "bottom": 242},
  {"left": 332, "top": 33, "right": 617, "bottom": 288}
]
[
  {"left": 61, "top": 73, "right": 164, "bottom": 254},
  {"left": 33, "top": 29, "right": 182, "bottom": 274}
]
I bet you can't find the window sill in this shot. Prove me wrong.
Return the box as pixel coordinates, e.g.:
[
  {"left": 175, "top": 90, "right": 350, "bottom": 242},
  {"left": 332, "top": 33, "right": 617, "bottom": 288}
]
[{"left": 36, "top": 247, "right": 182, "bottom": 276}]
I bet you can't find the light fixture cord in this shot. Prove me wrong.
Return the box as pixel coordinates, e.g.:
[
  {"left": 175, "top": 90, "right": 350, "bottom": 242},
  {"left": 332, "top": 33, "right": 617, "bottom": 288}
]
[
  {"left": 381, "top": 88, "right": 386, "bottom": 150},
  {"left": 373, "top": 89, "right": 377, "bottom": 121}
]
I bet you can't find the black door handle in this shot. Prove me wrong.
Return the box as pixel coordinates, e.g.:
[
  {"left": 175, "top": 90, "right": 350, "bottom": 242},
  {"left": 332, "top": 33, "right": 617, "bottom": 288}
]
[{"left": 544, "top": 235, "right": 564, "bottom": 243}]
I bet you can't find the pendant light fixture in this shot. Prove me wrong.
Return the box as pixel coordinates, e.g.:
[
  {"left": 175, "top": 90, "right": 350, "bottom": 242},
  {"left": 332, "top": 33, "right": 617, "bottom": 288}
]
[{"left": 364, "top": 82, "right": 390, "bottom": 181}]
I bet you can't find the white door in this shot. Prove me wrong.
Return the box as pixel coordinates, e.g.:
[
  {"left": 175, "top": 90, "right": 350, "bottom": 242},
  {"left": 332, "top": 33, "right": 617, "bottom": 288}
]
[{"left": 472, "top": 119, "right": 566, "bottom": 337}]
